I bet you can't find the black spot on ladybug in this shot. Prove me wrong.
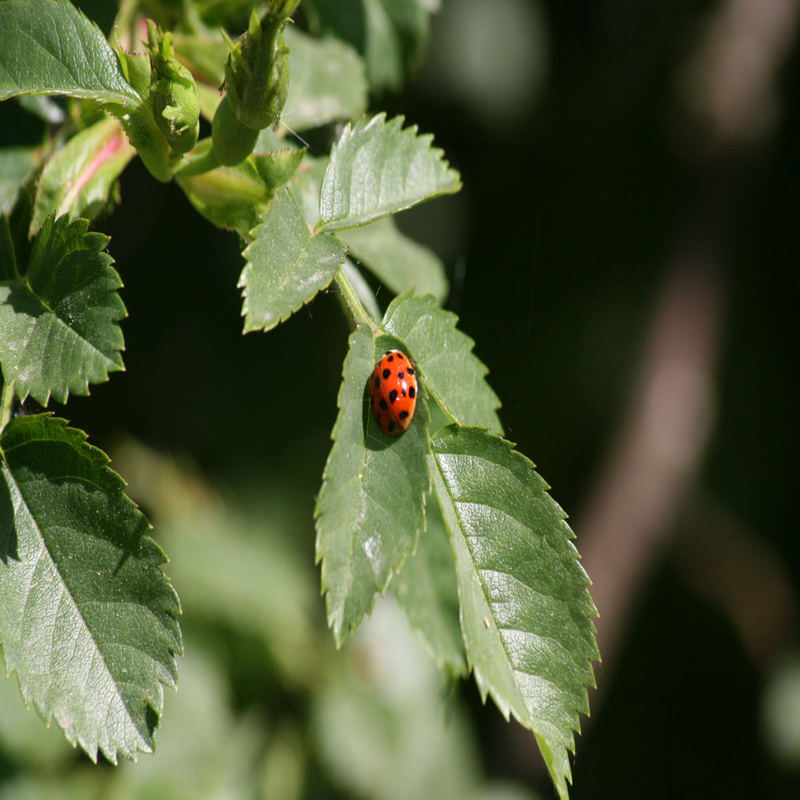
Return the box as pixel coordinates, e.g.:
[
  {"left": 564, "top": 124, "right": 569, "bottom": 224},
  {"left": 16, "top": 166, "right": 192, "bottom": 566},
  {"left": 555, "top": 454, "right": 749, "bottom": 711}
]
[
  {"left": 409, "top": 386, "right": 416, "bottom": 398},
  {"left": 389, "top": 389, "right": 398, "bottom": 404},
  {"left": 374, "top": 375, "right": 380, "bottom": 388},
  {"left": 397, "top": 371, "right": 404, "bottom": 379},
  {"left": 380, "top": 399, "right": 388, "bottom": 410},
  {"left": 382, "top": 368, "right": 390, "bottom": 379},
  {"left": 388, "top": 420, "right": 396, "bottom": 431},
  {"left": 407, "top": 367, "right": 415, "bottom": 375},
  {"left": 387, "top": 354, "right": 394, "bottom": 361},
  {"left": 401, "top": 389, "right": 406, "bottom": 397},
  {"left": 399, "top": 410, "right": 409, "bottom": 419},
  {"left": 397, "top": 352, "right": 404, "bottom": 360}
]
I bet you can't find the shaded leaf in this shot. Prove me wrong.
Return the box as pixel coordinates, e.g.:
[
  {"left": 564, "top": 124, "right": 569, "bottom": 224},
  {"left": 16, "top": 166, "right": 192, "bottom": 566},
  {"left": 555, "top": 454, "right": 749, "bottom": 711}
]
[
  {"left": 0, "top": 414, "right": 182, "bottom": 763},
  {"left": 0, "top": 147, "right": 39, "bottom": 216},
  {"left": 282, "top": 26, "right": 367, "bottom": 131},
  {"left": 177, "top": 141, "right": 303, "bottom": 237},
  {"left": 0, "top": 215, "right": 125, "bottom": 405},
  {"left": 317, "top": 113, "right": 461, "bottom": 232},
  {"left": 0, "top": 0, "right": 139, "bottom": 105},
  {"left": 383, "top": 292, "right": 501, "bottom": 430},
  {"left": 393, "top": 495, "right": 466, "bottom": 676},
  {"left": 288, "top": 153, "right": 328, "bottom": 226},
  {"left": 306, "top": 0, "right": 433, "bottom": 91},
  {"left": 30, "top": 116, "right": 135, "bottom": 234},
  {"left": 430, "top": 426, "right": 598, "bottom": 800},
  {"left": 338, "top": 216, "right": 447, "bottom": 302},
  {"left": 315, "top": 325, "right": 429, "bottom": 645},
  {"left": 239, "top": 188, "right": 346, "bottom": 332}
]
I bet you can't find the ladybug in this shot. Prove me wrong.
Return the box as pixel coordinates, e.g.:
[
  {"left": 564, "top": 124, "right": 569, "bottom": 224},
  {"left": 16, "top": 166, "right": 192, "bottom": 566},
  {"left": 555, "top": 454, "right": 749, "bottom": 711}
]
[{"left": 369, "top": 349, "right": 418, "bottom": 436}]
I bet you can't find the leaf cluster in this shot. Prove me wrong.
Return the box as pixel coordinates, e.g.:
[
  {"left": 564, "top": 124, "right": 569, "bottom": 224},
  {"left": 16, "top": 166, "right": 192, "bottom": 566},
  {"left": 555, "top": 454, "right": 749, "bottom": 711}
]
[{"left": 0, "top": 1, "right": 598, "bottom": 796}]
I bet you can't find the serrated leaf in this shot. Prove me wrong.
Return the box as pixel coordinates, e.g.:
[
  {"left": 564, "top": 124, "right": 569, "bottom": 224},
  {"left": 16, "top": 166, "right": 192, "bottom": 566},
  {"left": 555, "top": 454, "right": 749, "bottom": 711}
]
[
  {"left": 30, "top": 116, "right": 135, "bottom": 235},
  {"left": 430, "top": 426, "right": 598, "bottom": 800},
  {"left": 315, "top": 325, "right": 430, "bottom": 645},
  {"left": 317, "top": 113, "right": 461, "bottom": 232},
  {"left": 393, "top": 495, "right": 466, "bottom": 677},
  {"left": 282, "top": 26, "right": 367, "bottom": 131},
  {"left": 0, "top": 215, "right": 125, "bottom": 405},
  {"left": 0, "top": 0, "right": 139, "bottom": 105},
  {"left": 0, "top": 414, "right": 182, "bottom": 763},
  {"left": 239, "top": 188, "right": 346, "bottom": 332},
  {"left": 337, "top": 216, "right": 448, "bottom": 302},
  {"left": 383, "top": 292, "right": 501, "bottom": 431},
  {"left": 0, "top": 147, "right": 39, "bottom": 216}
]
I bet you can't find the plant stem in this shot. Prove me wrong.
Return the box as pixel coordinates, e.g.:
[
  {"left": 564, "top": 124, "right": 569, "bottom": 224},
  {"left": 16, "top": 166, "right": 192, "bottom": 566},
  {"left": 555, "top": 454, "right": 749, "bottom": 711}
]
[
  {"left": 0, "top": 380, "right": 15, "bottom": 432},
  {"left": 333, "top": 268, "right": 379, "bottom": 332}
]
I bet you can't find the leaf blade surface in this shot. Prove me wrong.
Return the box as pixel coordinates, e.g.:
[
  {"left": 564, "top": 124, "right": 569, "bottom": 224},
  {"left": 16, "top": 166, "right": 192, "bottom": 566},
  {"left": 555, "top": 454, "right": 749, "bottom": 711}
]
[
  {"left": 239, "top": 189, "right": 346, "bottom": 333},
  {"left": 0, "top": 215, "right": 126, "bottom": 405},
  {"left": 317, "top": 114, "right": 461, "bottom": 232},
  {"left": 0, "top": 0, "right": 139, "bottom": 105},
  {"left": 315, "top": 326, "right": 429, "bottom": 644},
  {"left": 0, "top": 415, "right": 182, "bottom": 763},
  {"left": 430, "top": 426, "right": 598, "bottom": 800}
]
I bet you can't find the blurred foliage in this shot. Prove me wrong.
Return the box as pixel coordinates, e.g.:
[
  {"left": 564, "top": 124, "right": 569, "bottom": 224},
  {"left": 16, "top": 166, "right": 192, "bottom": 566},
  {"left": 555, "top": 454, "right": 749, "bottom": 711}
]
[{"left": 2, "top": 0, "right": 799, "bottom": 797}]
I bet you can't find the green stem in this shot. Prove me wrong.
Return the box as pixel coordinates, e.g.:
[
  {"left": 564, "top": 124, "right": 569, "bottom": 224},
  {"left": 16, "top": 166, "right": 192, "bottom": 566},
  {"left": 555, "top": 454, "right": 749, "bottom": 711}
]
[
  {"left": 0, "top": 380, "right": 15, "bottom": 432},
  {"left": 333, "top": 269, "right": 379, "bottom": 333}
]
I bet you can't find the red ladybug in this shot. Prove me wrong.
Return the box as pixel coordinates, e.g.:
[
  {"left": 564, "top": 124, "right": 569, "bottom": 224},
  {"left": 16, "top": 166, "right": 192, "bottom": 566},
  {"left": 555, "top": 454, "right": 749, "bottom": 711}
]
[{"left": 369, "top": 349, "right": 418, "bottom": 436}]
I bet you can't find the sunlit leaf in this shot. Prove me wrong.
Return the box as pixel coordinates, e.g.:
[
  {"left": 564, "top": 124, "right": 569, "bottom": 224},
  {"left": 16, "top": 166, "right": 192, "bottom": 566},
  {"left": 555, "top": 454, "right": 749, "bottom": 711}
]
[
  {"left": 0, "top": 415, "right": 182, "bottom": 763},
  {"left": 383, "top": 291, "right": 501, "bottom": 431},
  {"left": 0, "top": 0, "right": 139, "bottom": 105},
  {"left": 430, "top": 426, "right": 598, "bottom": 800},
  {"left": 239, "top": 188, "right": 346, "bottom": 332},
  {"left": 317, "top": 114, "right": 461, "bottom": 232},
  {"left": 315, "top": 326, "right": 429, "bottom": 645}
]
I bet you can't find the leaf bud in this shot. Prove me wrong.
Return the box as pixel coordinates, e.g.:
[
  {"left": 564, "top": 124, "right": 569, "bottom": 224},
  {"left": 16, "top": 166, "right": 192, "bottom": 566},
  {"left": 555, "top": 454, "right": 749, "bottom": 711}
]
[
  {"left": 223, "top": 1, "right": 299, "bottom": 131},
  {"left": 145, "top": 20, "right": 199, "bottom": 154}
]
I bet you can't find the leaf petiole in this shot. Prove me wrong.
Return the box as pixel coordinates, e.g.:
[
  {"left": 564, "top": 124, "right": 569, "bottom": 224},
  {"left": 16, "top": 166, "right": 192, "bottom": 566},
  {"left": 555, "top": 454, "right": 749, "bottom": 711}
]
[{"left": 332, "top": 268, "right": 379, "bottom": 332}]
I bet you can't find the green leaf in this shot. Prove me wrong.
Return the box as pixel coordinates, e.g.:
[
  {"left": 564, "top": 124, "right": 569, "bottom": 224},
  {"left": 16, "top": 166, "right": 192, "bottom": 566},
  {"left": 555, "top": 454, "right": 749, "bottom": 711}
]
[
  {"left": 393, "top": 495, "right": 466, "bottom": 677},
  {"left": 315, "top": 325, "right": 430, "bottom": 645},
  {"left": 0, "top": 146, "right": 39, "bottom": 216},
  {"left": 239, "top": 188, "right": 346, "bottom": 333},
  {"left": 251, "top": 147, "right": 306, "bottom": 189},
  {"left": 306, "top": 0, "right": 433, "bottom": 91},
  {"left": 0, "top": 215, "right": 125, "bottom": 405},
  {"left": 178, "top": 146, "right": 303, "bottom": 237},
  {"left": 0, "top": 215, "right": 17, "bottom": 281},
  {"left": 337, "top": 216, "right": 447, "bottom": 302},
  {"left": 383, "top": 292, "right": 502, "bottom": 431},
  {"left": 0, "top": 414, "right": 182, "bottom": 763},
  {"left": 288, "top": 153, "right": 328, "bottom": 227},
  {"left": 30, "top": 116, "right": 135, "bottom": 235},
  {"left": 317, "top": 113, "right": 461, "bottom": 232},
  {"left": 430, "top": 426, "right": 598, "bottom": 800},
  {"left": 282, "top": 27, "right": 367, "bottom": 131},
  {"left": 0, "top": 0, "right": 139, "bottom": 105}
]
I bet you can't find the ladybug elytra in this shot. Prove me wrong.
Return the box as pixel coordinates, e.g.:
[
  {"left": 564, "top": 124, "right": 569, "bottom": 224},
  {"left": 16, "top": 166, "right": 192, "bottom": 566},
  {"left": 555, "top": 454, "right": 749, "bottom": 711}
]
[{"left": 368, "top": 349, "right": 418, "bottom": 436}]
